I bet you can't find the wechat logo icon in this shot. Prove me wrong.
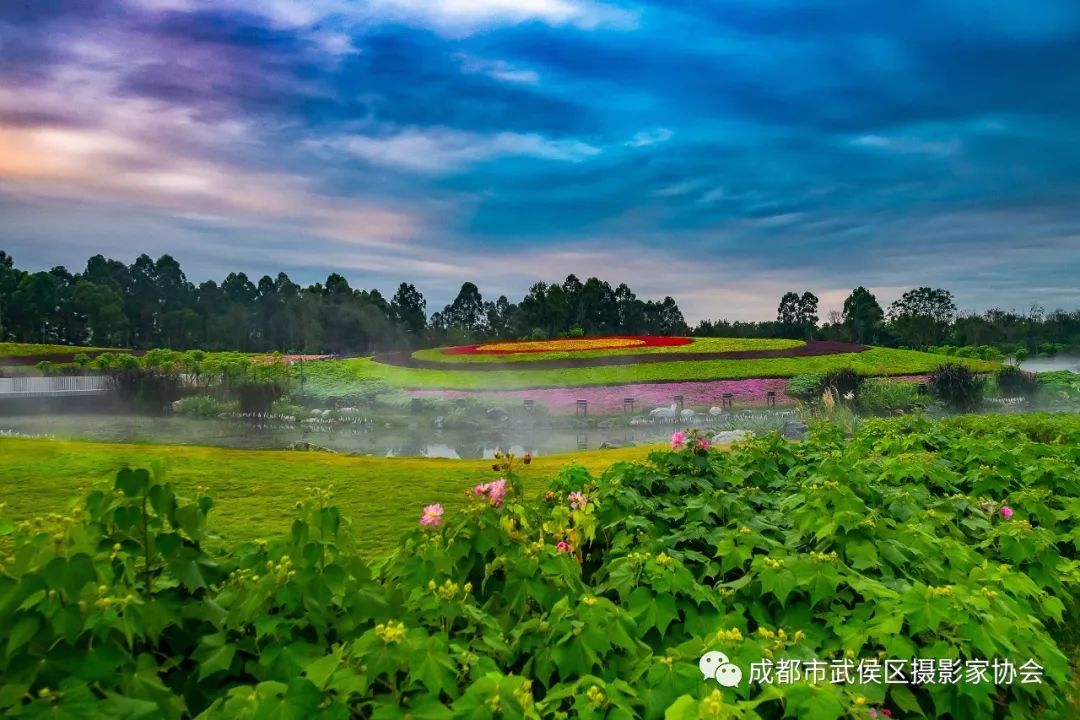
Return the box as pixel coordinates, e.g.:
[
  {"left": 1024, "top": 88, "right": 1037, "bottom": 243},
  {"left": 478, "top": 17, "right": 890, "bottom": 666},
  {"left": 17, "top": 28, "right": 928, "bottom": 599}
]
[{"left": 699, "top": 651, "right": 743, "bottom": 687}]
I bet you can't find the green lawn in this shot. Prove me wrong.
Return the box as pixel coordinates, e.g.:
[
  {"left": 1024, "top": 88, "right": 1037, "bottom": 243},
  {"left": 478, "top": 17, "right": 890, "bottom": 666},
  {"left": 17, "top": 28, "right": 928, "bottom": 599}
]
[
  {"left": 307, "top": 346, "right": 997, "bottom": 394},
  {"left": 411, "top": 337, "right": 803, "bottom": 364},
  {"left": 0, "top": 342, "right": 121, "bottom": 358},
  {"left": 0, "top": 438, "right": 664, "bottom": 558}
]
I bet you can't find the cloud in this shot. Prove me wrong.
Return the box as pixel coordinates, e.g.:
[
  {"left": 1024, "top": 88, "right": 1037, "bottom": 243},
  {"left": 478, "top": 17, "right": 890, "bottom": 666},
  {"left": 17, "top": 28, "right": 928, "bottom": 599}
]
[
  {"left": 852, "top": 134, "right": 961, "bottom": 157},
  {"left": 127, "top": 0, "right": 639, "bottom": 35},
  {"left": 359, "top": 0, "right": 639, "bottom": 35},
  {"left": 626, "top": 128, "right": 673, "bottom": 147},
  {"left": 456, "top": 55, "right": 540, "bottom": 84},
  {"left": 326, "top": 127, "right": 601, "bottom": 174}
]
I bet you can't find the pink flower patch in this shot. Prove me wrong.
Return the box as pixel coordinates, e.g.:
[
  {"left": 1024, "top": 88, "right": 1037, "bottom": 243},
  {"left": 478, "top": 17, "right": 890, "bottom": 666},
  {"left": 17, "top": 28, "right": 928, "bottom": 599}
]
[
  {"left": 412, "top": 378, "right": 794, "bottom": 415},
  {"left": 420, "top": 504, "right": 444, "bottom": 528},
  {"left": 473, "top": 478, "right": 508, "bottom": 508}
]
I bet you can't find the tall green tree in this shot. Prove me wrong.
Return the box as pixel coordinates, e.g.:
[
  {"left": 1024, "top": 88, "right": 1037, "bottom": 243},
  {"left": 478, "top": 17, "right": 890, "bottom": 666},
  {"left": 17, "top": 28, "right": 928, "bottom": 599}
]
[
  {"left": 73, "top": 280, "right": 129, "bottom": 346},
  {"left": 888, "top": 287, "right": 957, "bottom": 348},
  {"left": 841, "top": 286, "right": 884, "bottom": 344},
  {"left": 391, "top": 283, "right": 427, "bottom": 339},
  {"left": 777, "top": 291, "right": 818, "bottom": 339},
  {"left": 442, "top": 282, "right": 487, "bottom": 337}
]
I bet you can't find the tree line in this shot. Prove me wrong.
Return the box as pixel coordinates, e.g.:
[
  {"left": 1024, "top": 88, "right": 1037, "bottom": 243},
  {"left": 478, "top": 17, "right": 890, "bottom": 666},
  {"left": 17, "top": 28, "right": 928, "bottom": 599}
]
[
  {"left": 0, "top": 251, "right": 688, "bottom": 353},
  {"left": 697, "top": 286, "right": 1080, "bottom": 354},
  {"left": 1, "top": 251, "right": 1076, "bottom": 354}
]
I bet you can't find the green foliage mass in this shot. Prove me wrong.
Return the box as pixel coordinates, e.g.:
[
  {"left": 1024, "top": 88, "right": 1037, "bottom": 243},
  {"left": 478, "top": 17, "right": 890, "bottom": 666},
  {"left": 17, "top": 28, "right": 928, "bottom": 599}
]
[
  {"left": 1038, "top": 371, "right": 1080, "bottom": 401},
  {"left": 2, "top": 414, "right": 1079, "bottom": 718}
]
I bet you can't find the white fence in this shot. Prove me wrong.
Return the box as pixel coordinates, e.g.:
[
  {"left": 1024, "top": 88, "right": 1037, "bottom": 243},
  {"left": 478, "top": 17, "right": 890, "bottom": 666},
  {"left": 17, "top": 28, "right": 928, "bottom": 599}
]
[{"left": 0, "top": 375, "right": 108, "bottom": 397}]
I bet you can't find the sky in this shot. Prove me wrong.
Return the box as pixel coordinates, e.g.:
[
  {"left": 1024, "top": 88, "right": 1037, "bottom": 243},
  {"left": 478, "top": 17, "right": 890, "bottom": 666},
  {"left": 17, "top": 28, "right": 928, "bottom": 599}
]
[{"left": 1, "top": 0, "right": 1078, "bottom": 323}]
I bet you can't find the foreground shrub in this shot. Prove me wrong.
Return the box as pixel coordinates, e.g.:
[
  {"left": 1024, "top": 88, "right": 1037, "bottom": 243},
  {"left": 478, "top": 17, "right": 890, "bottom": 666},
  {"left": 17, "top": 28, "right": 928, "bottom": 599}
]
[
  {"left": 995, "top": 366, "right": 1041, "bottom": 400},
  {"left": 1, "top": 416, "right": 1078, "bottom": 718},
  {"left": 928, "top": 362, "right": 985, "bottom": 410}
]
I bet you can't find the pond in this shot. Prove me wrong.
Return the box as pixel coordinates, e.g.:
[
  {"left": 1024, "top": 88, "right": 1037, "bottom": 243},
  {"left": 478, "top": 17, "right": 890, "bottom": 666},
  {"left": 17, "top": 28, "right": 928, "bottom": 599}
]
[{"left": 0, "top": 411, "right": 794, "bottom": 458}]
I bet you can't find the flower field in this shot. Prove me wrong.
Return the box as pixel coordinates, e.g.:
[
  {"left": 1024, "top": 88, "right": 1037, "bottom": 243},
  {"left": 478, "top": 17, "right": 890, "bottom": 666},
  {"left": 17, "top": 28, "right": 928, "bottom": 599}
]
[
  {"left": 444, "top": 335, "right": 693, "bottom": 355},
  {"left": 412, "top": 336, "right": 803, "bottom": 364},
  {"left": 411, "top": 375, "right": 934, "bottom": 414},
  {"left": 304, "top": 346, "right": 996, "bottom": 395},
  {"left": 2, "top": 413, "right": 1078, "bottom": 718},
  {"left": 412, "top": 378, "right": 796, "bottom": 413}
]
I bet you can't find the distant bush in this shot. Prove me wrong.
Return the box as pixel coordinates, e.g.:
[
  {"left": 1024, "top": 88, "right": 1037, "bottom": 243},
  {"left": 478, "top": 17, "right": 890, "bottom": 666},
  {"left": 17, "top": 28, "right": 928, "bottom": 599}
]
[
  {"left": 786, "top": 372, "right": 825, "bottom": 402},
  {"left": 818, "top": 367, "right": 864, "bottom": 399},
  {"left": 270, "top": 398, "right": 305, "bottom": 418},
  {"left": 928, "top": 362, "right": 985, "bottom": 411},
  {"left": 1013, "top": 347, "right": 1030, "bottom": 363},
  {"left": 952, "top": 345, "right": 1005, "bottom": 362},
  {"left": 173, "top": 395, "right": 238, "bottom": 417},
  {"left": 1039, "top": 342, "right": 1065, "bottom": 357},
  {"left": 788, "top": 369, "right": 862, "bottom": 402},
  {"left": 857, "top": 378, "right": 924, "bottom": 416},
  {"left": 995, "top": 366, "right": 1041, "bottom": 400},
  {"left": 236, "top": 381, "right": 284, "bottom": 415}
]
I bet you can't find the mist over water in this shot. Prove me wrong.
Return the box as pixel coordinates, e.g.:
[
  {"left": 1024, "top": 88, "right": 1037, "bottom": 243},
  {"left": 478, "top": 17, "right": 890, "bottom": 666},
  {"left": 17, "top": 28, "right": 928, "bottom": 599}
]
[{"left": 1019, "top": 356, "right": 1080, "bottom": 373}]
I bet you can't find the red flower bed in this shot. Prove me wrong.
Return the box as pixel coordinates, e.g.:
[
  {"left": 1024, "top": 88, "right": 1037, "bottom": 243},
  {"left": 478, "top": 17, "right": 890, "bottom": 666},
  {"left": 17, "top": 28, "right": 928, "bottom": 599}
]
[{"left": 442, "top": 335, "right": 693, "bottom": 356}]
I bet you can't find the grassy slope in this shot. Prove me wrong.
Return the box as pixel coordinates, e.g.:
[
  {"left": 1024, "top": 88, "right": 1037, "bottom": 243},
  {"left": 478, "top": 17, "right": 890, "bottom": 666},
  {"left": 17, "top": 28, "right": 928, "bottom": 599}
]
[
  {"left": 412, "top": 337, "right": 803, "bottom": 364},
  {"left": 0, "top": 342, "right": 119, "bottom": 358},
  {"left": 0, "top": 438, "right": 664, "bottom": 558},
  {"left": 307, "top": 347, "right": 998, "bottom": 393}
]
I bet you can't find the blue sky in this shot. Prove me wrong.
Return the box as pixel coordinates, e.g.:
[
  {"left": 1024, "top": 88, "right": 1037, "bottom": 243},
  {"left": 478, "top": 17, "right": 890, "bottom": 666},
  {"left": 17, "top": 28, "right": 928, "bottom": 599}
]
[{"left": 0, "top": 0, "right": 1078, "bottom": 321}]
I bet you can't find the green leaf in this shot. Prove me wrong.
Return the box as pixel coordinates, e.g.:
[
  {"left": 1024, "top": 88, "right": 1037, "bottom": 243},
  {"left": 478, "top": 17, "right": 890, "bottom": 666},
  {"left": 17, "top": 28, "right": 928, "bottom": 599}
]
[
  {"left": 663, "top": 695, "right": 699, "bottom": 720},
  {"left": 0, "top": 684, "right": 29, "bottom": 710},
  {"left": 758, "top": 566, "right": 797, "bottom": 606},
  {"left": 846, "top": 540, "right": 879, "bottom": 570},
  {"left": 410, "top": 644, "right": 459, "bottom": 697},
  {"left": 99, "top": 694, "right": 162, "bottom": 719},
  {"left": 114, "top": 505, "right": 142, "bottom": 531},
  {"left": 116, "top": 468, "right": 150, "bottom": 497},
  {"left": 303, "top": 654, "right": 340, "bottom": 690},
  {"left": 7, "top": 615, "right": 40, "bottom": 656},
  {"left": 251, "top": 678, "right": 322, "bottom": 720},
  {"left": 889, "top": 684, "right": 926, "bottom": 716},
  {"left": 198, "top": 641, "right": 237, "bottom": 680}
]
